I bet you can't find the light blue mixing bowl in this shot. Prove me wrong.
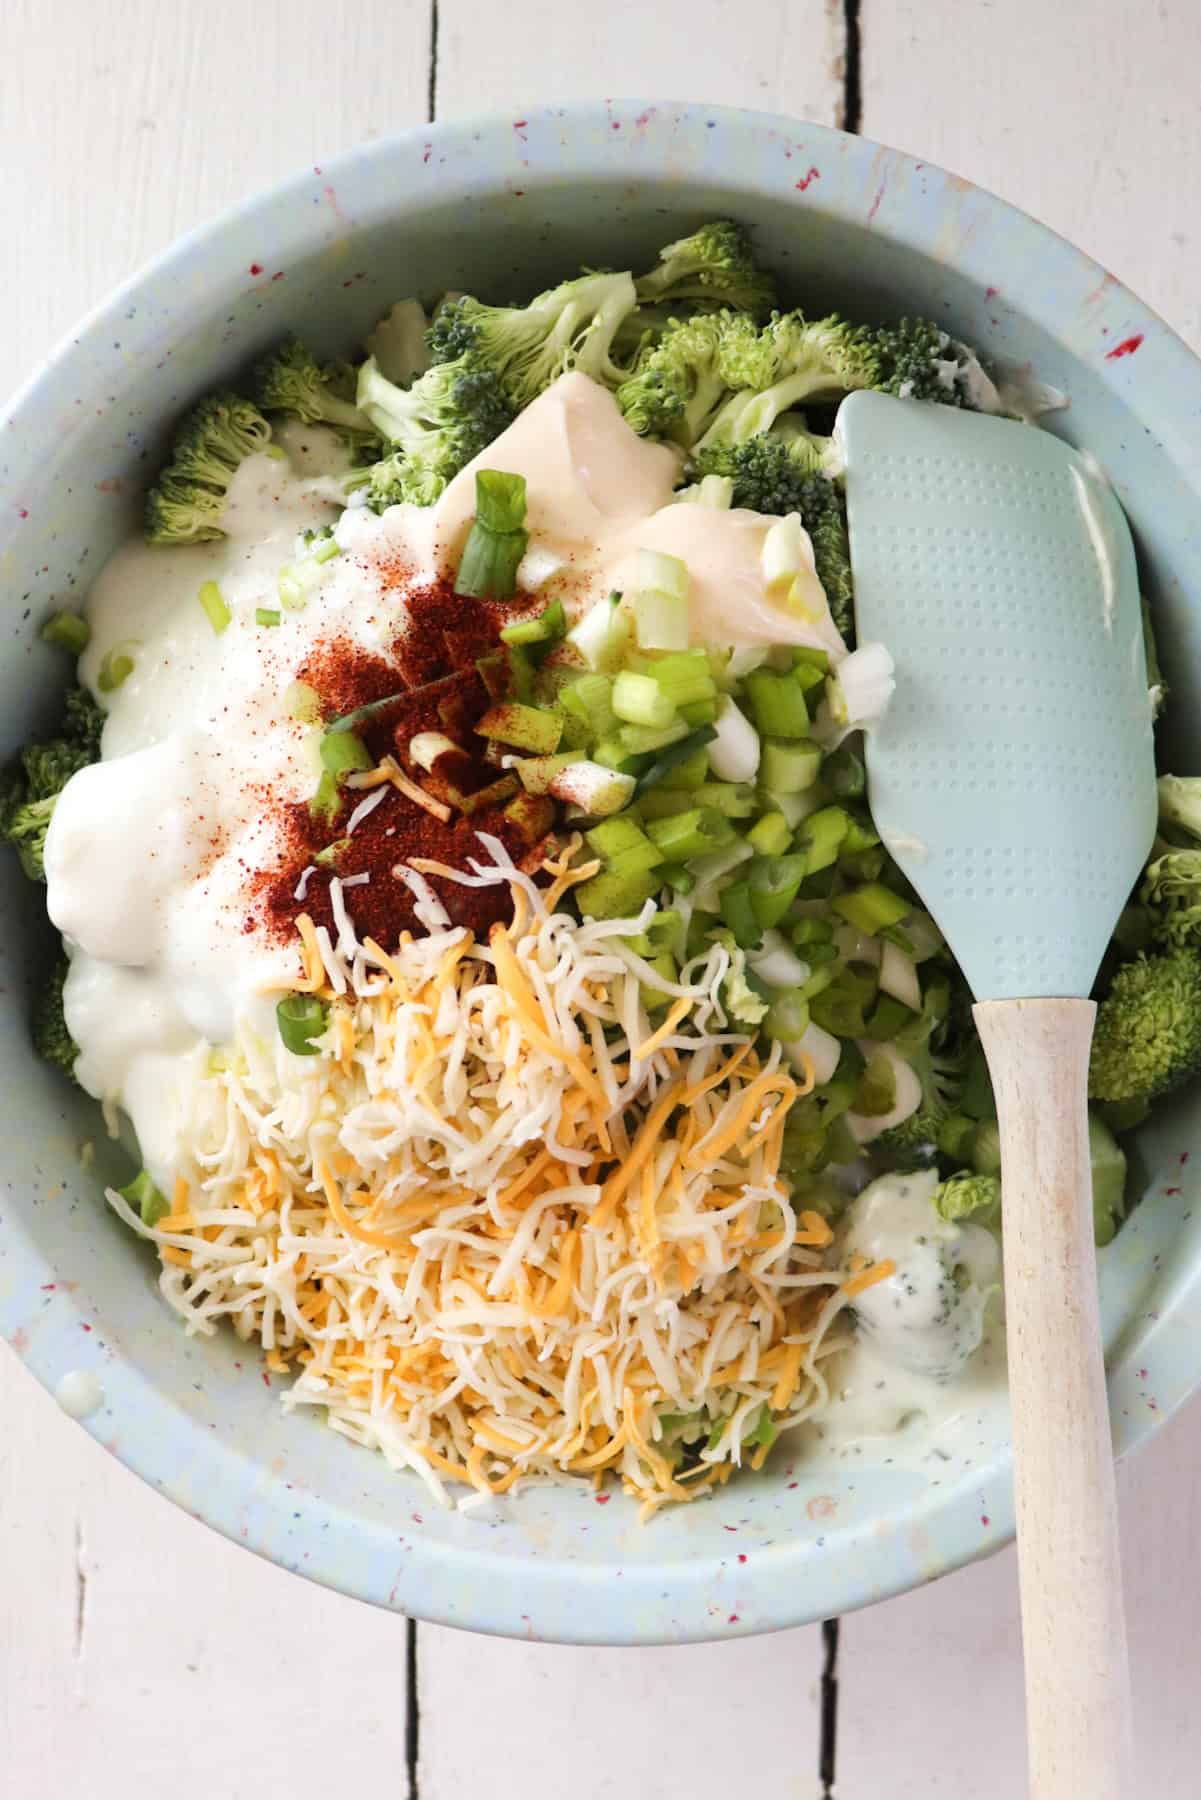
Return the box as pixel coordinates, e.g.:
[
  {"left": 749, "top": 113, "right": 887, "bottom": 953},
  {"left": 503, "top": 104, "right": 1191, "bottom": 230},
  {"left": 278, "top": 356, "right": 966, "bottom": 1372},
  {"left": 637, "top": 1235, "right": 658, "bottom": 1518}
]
[{"left": 3, "top": 102, "right": 1201, "bottom": 1645}]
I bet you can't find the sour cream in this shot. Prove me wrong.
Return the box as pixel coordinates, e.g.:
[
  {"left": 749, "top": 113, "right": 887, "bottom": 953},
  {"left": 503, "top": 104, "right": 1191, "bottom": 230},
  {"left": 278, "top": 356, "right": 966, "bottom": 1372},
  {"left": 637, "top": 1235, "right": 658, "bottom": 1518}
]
[{"left": 44, "top": 373, "right": 846, "bottom": 1188}]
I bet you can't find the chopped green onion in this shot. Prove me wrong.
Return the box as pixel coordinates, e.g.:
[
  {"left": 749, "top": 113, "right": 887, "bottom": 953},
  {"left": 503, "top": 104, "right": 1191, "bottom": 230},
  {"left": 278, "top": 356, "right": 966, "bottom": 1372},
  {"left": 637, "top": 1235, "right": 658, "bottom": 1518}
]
[
  {"left": 97, "top": 647, "right": 135, "bottom": 692},
  {"left": 743, "top": 670, "right": 810, "bottom": 739},
  {"left": 500, "top": 599, "right": 567, "bottom": 648},
  {"left": 446, "top": 774, "right": 520, "bottom": 816},
  {"left": 278, "top": 554, "right": 332, "bottom": 611},
  {"left": 633, "top": 587, "right": 690, "bottom": 651},
  {"left": 853, "top": 1053, "right": 898, "bottom": 1118},
  {"left": 476, "top": 651, "right": 510, "bottom": 699},
  {"left": 687, "top": 782, "right": 757, "bottom": 819},
  {"left": 326, "top": 691, "right": 410, "bottom": 736},
  {"left": 863, "top": 993, "right": 914, "bottom": 1040},
  {"left": 840, "top": 812, "right": 881, "bottom": 856},
  {"left": 832, "top": 883, "right": 912, "bottom": 936},
  {"left": 313, "top": 536, "right": 341, "bottom": 564},
  {"left": 658, "top": 863, "right": 695, "bottom": 894},
  {"left": 476, "top": 702, "right": 563, "bottom": 754},
  {"left": 719, "top": 879, "right": 763, "bottom": 950},
  {"left": 256, "top": 607, "right": 282, "bottom": 627},
  {"left": 810, "top": 966, "right": 878, "bottom": 1037},
  {"left": 574, "top": 864, "right": 661, "bottom": 920},
  {"left": 560, "top": 673, "right": 617, "bottom": 738},
  {"left": 118, "top": 1168, "right": 168, "bottom": 1226},
  {"left": 760, "top": 738, "right": 821, "bottom": 793},
  {"left": 613, "top": 671, "right": 677, "bottom": 729},
  {"left": 565, "top": 592, "right": 631, "bottom": 673},
  {"left": 646, "top": 806, "right": 737, "bottom": 862},
  {"left": 309, "top": 769, "right": 341, "bottom": 826},
  {"left": 761, "top": 513, "right": 807, "bottom": 597},
  {"left": 649, "top": 650, "right": 716, "bottom": 707},
  {"left": 474, "top": 469, "right": 528, "bottom": 533},
  {"left": 547, "top": 761, "right": 636, "bottom": 816},
  {"left": 617, "top": 719, "right": 690, "bottom": 756},
  {"left": 409, "top": 731, "right": 460, "bottom": 772},
  {"left": 456, "top": 471, "right": 529, "bottom": 599},
  {"left": 276, "top": 993, "right": 331, "bottom": 1056},
  {"left": 284, "top": 680, "right": 322, "bottom": 723},
  {"left": 747, "top": 812, "right": 792, "bottom": 857},
  {"left": 586, "top": 814, "right": 657, "bottom": 861},
  {"left": 822, "top": 741, "right": 866, "bottom": 797},
  {"left": 512, "top": 751, "right": 580, "bottom": 795},
  {"left": 637, "top": 548, "right": 690, "bottom": 601},
  {"left": 797, "top": 805, "right": 852, "bottom": 874},
  {"left": 502, "top": 791, "right": 556, "bottom": 844},
  {"left": 40, "top": 611, "right": 91, "bottom": 654},
  {"left": 314, "top": 837, "right": 350, "bottom": 867},
  {"left": 764, "top": 990, "right": 810, "bottom": 1041},
  {"left": 320, "top": 731, "right": 373, "bottom": 777},
  {"left": 678, "top": 699, "right": 718, "bottom": 727},
  {"left": 633, "top": 725, "right": 716, "bottom": 796},
  {"left": 749, "top": 854, "right": 807, "bottom": 928},
  {"left": 938, "top": 1113, "right": 980, "bottom": 1161},
  {"left": 790, "top": 916, "right": 835, "bottom": 948},
  {"left": 638, "top": 950, "right": 680, "bottom": 1011}
]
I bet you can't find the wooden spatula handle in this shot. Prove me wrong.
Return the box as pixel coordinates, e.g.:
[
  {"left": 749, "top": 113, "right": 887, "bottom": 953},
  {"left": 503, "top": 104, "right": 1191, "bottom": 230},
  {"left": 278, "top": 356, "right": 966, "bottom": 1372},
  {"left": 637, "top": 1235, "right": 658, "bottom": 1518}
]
[{"left": 974, "top": 998, "right": 1133, "bottom": 1800}]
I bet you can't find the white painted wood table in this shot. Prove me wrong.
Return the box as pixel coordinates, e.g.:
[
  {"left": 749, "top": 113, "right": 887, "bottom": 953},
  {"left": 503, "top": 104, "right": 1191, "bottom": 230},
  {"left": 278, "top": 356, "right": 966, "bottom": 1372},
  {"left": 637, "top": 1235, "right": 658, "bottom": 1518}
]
[{"left": 4, "top": 5, "right": 1201, "bottom": 1794}]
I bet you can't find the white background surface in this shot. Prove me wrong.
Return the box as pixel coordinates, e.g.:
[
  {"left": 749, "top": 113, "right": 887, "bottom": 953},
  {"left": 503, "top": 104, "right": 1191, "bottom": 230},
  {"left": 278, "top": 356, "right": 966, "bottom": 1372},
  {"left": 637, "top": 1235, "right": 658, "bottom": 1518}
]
[{"left": 4, "top": 4, "right": 1201, "bottom": 1794}]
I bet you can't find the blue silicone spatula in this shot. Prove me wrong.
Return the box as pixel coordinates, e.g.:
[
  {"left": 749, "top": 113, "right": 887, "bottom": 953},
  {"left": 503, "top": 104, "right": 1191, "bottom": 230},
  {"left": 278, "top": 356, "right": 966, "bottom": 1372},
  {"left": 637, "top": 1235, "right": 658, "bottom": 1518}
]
[{"left": 839, "top": 391, "right": 1158, "bottom": 1800}]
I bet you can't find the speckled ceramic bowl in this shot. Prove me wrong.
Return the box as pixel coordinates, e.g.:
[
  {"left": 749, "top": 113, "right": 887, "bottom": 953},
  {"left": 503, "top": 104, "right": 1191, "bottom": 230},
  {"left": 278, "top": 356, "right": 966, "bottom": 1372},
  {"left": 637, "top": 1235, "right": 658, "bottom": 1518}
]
[{"left": 4, "top": 102, "right": 1201, "bottom": 1645}]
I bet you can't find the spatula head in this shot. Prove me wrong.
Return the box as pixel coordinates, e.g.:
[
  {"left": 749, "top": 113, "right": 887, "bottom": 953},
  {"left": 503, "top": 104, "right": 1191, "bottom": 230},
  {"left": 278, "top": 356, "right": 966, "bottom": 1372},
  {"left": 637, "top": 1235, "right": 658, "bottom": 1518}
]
[{"left": 840, "top": 391, "right": 1158, "bottom": 1002}]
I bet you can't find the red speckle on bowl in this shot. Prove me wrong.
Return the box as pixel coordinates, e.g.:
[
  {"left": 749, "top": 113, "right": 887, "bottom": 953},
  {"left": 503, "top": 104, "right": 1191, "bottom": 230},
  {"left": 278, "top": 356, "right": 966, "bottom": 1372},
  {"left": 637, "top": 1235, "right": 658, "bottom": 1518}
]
[
  {"left": 249, "top": 263, "right": 263, "bottom": 276},
  {"left": 1106, "top": 333, "right": 1144, "bottom": 360},
  {"left": 595, "top": 1493, "right": 611, "bottom": 1505},
  {"left": 795, "top": 166, "right": 820, "bottom": 192}
]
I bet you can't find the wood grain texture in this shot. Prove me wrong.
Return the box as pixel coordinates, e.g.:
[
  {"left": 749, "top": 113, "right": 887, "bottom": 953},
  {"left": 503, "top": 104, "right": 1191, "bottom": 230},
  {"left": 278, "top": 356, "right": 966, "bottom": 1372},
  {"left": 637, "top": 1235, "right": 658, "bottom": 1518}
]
[
  {"left": 0, "top": 0, "right": 431, "bottom": 407},
  {"left": 976, "top": 999, "right": 1131, "bottom": 1799},
  {"left": 418, "top": 1623, "right": 822, "bottom": 1800},
  {"left": 0, "top": 1352, "right": 412, "bottom": 1799},
  {"left": 860, "top": 0, "right": 1201, "bottom": 354},
  {"left": 4, "top": 5, "right": 1201, "bottom": 1799},
  {"left": 837, "top": 1402, "right": 1201, "bottom": 1799},
  {"left": 435, "top": 0, "right": 846, "bottom": 124}
]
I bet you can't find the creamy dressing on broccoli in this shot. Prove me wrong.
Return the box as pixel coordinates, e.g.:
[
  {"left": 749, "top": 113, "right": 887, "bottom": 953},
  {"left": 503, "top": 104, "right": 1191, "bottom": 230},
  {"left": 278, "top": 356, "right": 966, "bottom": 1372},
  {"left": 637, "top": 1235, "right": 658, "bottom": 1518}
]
[
  {"left": 45, "top": 375, "right": 845, "bottom": 1191},
  {"left": 805, "top": 1170, "right": 1005, "bottom": 1462}
]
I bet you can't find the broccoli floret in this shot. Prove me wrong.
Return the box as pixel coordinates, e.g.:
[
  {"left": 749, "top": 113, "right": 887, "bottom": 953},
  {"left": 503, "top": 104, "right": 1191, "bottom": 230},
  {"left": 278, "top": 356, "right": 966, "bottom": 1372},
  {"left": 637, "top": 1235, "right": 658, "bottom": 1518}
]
[
  {"left": 33, "top": 958, "right": 79, "bottom": 1079},
  {"left": 357, "top": 353, "right": 513, "bottom": 509},
  {"left": 878, "top": 978, "right": 967, "bottom": 1160},
  {"left": 1140, "top": 849, "right": 1201, "bottom": 947},
  {"left": 1089, "top": 1112, "right": 1128, "bottom": 1247},
  {"left": 933, "top": 1170, "right": 1002, "bottom": 1229},
  {"left": 144, "top": 391, "right": 274, "bottom": 545},
  {"left": 634, "top": 221, "right": 776, "bottom": 317},
  {"left": 249, "top": 336, "right": 376, "bottom": 440},
  {"left": 425, "top": 271, "right": 639, "bottom": 412},
  {"left": 616, "top": 311, "right": 755, "bottom": 444},
  {"left": 871, "top": 318, "right": 999, "bottom": 408},
  {"left": 1156, "top": 774, "right": 1201, "bottom": 841},
  {"left": 365, "top": 300, "right": 432, "bottom": 387},
  {"left": 689, "top": 426, "right": 854, "bottom": 636},
  {"left": 694, "top": 313, "right": 886, "bottom": 452},
  {"left": 1089, "top": 948, "right": 1201, "bottom": 1105},
  {"left": 0, "top": 686, "right": 104, "bottom": 882}
]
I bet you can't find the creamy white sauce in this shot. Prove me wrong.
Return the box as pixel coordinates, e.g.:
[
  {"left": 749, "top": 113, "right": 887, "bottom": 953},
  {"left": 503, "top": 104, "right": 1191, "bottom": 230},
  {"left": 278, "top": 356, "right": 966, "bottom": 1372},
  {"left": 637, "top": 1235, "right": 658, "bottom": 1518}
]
[
  {"left": 46, "top": 373, "right": 846, "bottom": 1192},
  {"left": 55, "top": 1368, "right": 105, "bottom": 1419},
  {"left": 845, "top": 1040, "right": 924, "bottom": 1145},
  {"left": 804, "top": 1170, "right": 1005, "bottom": 1464},
  {"left": 843, "top": 1170, "right": 1000, "bottom": 1378}
]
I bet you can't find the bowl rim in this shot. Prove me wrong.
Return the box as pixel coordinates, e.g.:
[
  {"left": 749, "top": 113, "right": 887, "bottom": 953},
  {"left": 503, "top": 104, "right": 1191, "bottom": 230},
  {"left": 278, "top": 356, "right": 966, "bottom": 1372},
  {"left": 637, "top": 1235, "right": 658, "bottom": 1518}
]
[{"left": 4, "top": 98, "right": 1201, "bottom": 1644}]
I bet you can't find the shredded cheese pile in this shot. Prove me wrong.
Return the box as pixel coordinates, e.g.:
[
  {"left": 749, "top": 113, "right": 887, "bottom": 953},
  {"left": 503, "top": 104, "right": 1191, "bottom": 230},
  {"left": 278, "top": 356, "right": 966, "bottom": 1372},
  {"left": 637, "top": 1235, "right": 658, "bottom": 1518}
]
[{"left": 108, "top": 835, "right": 888, "bottom": 1517}]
